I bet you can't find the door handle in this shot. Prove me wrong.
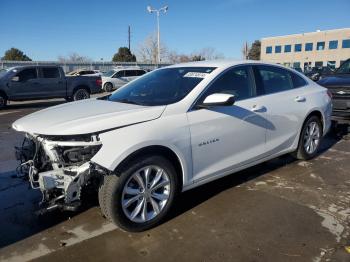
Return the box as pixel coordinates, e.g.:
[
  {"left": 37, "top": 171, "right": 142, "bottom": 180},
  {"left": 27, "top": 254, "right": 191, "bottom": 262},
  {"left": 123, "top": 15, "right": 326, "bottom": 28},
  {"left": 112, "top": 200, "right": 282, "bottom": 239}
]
[
  {"left": 294, "top": 96, "right": 306, "bottom": 102},
  {"left": 251, "top": 105, "right": 266, "bottom": 112}
]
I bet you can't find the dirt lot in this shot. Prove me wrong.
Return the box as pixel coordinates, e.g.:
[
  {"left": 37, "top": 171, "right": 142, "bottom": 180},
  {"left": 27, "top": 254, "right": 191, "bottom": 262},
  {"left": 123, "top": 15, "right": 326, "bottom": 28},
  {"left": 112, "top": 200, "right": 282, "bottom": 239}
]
[{"left": 0, "top": 98, "right": 349, "bottom": 262}]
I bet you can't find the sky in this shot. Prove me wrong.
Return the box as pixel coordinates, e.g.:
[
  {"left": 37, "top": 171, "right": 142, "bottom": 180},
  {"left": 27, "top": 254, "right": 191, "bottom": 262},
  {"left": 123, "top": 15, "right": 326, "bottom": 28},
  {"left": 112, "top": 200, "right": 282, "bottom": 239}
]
[{"left": 0, "top": 0, "right": 349, "bottom": 61}]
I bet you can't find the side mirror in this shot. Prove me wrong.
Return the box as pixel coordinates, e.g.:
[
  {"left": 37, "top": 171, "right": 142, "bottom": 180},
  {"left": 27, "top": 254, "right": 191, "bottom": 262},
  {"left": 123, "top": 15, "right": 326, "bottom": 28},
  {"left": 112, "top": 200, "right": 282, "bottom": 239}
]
[
  {"left": 201, "top": 93, "right": 235, "bottom": 107},
  {"left": 11, "top": 76, "right": 20, "bottom": 82}
]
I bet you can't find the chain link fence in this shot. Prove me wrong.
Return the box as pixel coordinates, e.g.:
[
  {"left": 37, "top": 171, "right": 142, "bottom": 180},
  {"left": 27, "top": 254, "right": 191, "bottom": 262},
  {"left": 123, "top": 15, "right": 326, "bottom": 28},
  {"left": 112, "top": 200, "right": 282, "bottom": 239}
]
[{"left": 0, "top": 60, "right": 171, "bottom": 73}]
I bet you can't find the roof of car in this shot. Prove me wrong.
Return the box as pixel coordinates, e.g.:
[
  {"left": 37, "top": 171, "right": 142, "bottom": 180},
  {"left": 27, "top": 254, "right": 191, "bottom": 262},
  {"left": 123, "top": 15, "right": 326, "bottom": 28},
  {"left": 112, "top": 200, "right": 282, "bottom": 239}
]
[{"left": 166, "top": 59, "right": 281, "bottom": 69}]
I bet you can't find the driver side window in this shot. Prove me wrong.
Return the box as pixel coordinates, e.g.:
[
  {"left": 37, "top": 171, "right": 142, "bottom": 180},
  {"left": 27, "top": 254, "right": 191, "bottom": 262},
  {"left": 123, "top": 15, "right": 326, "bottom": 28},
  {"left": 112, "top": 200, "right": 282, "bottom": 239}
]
[
  {"left": 16, "top": 68, "right": 38, "bottom": 82},
  {"left": 199, "top": 66, "right": 255, "bottom": 103}
]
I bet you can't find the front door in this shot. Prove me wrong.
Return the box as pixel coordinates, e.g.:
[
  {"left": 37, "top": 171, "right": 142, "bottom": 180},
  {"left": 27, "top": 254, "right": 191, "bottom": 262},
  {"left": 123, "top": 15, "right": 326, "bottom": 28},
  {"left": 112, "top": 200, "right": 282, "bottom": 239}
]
[
  {"left": 9, "top": 67, "right": 40, "bottom": 99},
  {"left": 187, "top": 65, "right": 268, "bottom": 182}
]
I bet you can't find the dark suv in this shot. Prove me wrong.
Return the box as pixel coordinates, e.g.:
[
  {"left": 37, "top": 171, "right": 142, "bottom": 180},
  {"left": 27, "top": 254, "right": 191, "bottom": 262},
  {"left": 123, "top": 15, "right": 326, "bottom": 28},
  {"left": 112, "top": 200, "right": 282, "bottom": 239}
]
[{"left": 318, "top": 59, "right": 350, "bottom": 119}]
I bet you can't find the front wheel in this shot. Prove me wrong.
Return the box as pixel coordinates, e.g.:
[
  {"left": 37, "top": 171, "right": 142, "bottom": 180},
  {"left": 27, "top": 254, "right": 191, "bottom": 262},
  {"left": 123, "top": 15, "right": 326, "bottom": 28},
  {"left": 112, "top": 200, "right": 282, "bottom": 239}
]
[
  {"left": 293, "top": 115, "right": 323, "bottom": 160},
  {"left": 104, "top": 83, "right": 113, "bottom": 92},
  {"left": 103, "top": 155, "right": 179, "bottom": 232},
  {"left": 72, "top": 88, "right": 90, "bottom": 101}
]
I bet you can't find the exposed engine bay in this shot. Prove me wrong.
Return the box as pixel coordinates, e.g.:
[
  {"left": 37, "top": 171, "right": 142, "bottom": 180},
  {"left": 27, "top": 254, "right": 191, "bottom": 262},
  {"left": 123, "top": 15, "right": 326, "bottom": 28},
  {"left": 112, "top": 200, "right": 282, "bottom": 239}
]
[{"left": 15, "top": 133, "right": 107, "bottom": 213}]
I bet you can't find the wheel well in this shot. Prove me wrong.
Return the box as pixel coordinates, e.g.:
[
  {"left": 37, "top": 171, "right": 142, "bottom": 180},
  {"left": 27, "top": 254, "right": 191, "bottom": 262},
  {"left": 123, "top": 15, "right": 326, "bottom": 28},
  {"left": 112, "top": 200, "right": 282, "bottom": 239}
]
[
  {"left": 114, "top": 145, "right": 184, "bottom": 187},
  {"left": 73, "top": 85, "right": 90, "bottom": 94},
  {"left": 306, "top": 110, "right": 323, "bottom": 130}
]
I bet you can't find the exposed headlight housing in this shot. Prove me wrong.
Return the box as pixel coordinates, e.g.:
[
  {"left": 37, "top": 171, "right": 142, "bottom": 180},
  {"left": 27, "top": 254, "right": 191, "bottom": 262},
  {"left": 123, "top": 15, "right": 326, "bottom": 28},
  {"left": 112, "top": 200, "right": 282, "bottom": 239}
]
[{"left": 56, "top": 145, "right": 102, "bottom": 165}]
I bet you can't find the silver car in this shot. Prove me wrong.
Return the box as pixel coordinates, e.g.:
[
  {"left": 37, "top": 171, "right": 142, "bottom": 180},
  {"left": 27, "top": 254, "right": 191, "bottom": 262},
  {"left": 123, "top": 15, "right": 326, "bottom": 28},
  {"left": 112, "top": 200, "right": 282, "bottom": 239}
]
[{"left": 102, "top": 67, "right": 146, "bottom": 92}]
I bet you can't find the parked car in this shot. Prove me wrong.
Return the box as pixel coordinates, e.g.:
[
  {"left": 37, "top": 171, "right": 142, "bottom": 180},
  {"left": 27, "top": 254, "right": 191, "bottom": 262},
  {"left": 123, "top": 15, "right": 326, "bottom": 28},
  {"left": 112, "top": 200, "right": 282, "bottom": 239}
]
[
  {"left": 318, "top": 59, "right": 350, "bottom": 119},
  {"left": 13, "top": 60, "right": 332, "bottom": 231},
  {"left": 304, "top": 66, "right": 334, "bottom": 81},
  {"left": 0, "top": 65, "right": 102, "bottom": 108},
  {"left": 102, "top": 67, "right": 146, "bottom": 92},
  {"left": 67, "top": 69, "right": 102, "bottom": 77}
]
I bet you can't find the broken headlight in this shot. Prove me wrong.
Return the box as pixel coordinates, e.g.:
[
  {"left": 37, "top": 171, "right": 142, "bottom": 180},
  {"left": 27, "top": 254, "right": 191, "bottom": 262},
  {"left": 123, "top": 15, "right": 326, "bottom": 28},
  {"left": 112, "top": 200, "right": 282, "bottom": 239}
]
[{"left": 57, "top": 145, "right": 102, "bottom": 165}]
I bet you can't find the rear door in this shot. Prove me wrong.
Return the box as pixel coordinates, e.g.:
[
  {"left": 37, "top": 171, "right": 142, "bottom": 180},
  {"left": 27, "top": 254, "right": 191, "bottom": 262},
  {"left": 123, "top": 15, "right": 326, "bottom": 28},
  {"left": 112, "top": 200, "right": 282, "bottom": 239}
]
[
  {"left": 124, "top": 70, "right": 138, "bottom": 82},
  {"left": 252, "top": 65, "right": 309, "bottom": 155},
  {"left": 9, "top": 67, "right": 40, "bottom": 99},
  {"left": 37, "top": 67, "right": 66, "bottom": 98}
]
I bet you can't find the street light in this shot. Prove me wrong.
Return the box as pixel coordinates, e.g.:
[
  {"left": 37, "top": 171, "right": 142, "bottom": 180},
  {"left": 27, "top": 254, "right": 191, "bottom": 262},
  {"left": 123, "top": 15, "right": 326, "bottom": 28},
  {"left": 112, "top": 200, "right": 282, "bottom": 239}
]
[{"left": 147, "top": 5, "right": 168, "bottom": 65}]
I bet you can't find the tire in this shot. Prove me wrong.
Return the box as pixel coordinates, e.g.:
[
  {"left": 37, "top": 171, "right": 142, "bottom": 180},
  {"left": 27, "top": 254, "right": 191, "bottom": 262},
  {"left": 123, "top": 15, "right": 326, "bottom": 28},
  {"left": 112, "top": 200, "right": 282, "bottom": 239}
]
[
  {"left": 98, "top": 175, "right": 113, "bottom": 219},
  {"left": 72, "top": 88, "right": 90, "bottom": 101},
  {"left": 292, "top": 115, "right": 323, "bottom": 160},
  {"left": 0, "top": 93, "right": 8, "bottom": 109},
  {"left": 104, "top": 83, "right": 113, "bottom": 92},
  {"left": 104, "top": 155, "right": 179, "bottom": 232}
]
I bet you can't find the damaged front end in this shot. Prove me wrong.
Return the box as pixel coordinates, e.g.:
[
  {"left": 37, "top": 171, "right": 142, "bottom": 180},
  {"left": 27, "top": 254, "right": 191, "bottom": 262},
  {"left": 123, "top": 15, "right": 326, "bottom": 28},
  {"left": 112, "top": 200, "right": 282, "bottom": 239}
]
[{"left": 15, "top": 133, "right": 106, "bottom": 213}]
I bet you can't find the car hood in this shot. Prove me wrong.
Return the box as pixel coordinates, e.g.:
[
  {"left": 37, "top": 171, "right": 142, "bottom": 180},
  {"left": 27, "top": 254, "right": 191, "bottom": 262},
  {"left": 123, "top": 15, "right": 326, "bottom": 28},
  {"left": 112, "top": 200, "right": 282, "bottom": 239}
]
[
  {"left": 12, "top": 99, "right": 166, "bottom": 135},
  {"left": 318, "top": 75, "right": 350, "bottom": 87}
]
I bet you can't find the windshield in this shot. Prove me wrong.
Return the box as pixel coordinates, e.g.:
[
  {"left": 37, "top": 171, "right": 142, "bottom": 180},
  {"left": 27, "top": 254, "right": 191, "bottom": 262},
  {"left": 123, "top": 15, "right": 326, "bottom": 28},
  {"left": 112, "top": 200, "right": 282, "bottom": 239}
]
[
  {"left": 103, "top": 70, "right": 116, "bottom": 77},
  {"left": 105, "top": 67, "right": 216, "bottom": 106},
  {"left": 337, "top": 60, "right": 350, "bottom": 74}
]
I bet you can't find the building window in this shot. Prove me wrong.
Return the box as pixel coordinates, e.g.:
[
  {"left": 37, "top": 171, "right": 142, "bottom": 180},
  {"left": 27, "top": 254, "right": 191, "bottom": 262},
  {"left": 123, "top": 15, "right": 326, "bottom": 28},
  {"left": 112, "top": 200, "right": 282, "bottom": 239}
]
[
  {"left": 317, "top": 42, "right": 325, "bottom": 50},
  {"left": 284, "top": 45, "right": 291, "bottom": 53},
  {"left": 266, "top": 46, "right": 272, "bottom": 54},
  {"left": 342, "top": 39, "right": 350, "bottom": 48},
  {"left": 275, "top": 45, "right": 282, "bottom": 53},
  {"left": 294, "top": 44, "right": 302, "bottom": 52},
  {"left": 327, "top": 61, "right": 336, "bottom": 69},
  {"left": 293, "top": 62, "right": 301, "bottom": 69},
  {"left": 329, "top": 40, "right": 338, "bottom": 50},
  {"left": 315, "top": 61, "right": 323, "bottom": 68},
  {"left": 305, "top": 43, "right": 313, "bottom": 51}
]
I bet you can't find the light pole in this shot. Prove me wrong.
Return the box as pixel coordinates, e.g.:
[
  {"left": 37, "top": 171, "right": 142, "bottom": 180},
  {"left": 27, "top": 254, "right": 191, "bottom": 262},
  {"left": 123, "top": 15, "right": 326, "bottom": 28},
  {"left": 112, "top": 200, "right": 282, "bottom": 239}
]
[{"left": 147, "top": 5, "right": 168, "bottom": 65}]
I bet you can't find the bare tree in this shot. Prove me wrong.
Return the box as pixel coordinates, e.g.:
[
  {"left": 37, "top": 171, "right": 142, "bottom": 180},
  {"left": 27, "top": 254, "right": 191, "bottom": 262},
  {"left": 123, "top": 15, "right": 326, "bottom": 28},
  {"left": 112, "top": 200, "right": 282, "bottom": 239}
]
[
  {"left": 194, "top": 47, "right": 224, "bottom": 60},
  {"left": 58, "top": 53, "right": 92, "bottom": 63},
  {"left": 137, "top": 33, "right": 168, "bottom": 63}
]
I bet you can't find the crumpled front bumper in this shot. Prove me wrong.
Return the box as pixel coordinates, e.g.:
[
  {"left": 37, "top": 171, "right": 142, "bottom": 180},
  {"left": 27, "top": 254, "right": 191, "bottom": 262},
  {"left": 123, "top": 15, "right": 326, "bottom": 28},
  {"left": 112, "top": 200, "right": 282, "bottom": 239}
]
[{"left": 15, "top": 134, "right": 104, "bottom": 212}]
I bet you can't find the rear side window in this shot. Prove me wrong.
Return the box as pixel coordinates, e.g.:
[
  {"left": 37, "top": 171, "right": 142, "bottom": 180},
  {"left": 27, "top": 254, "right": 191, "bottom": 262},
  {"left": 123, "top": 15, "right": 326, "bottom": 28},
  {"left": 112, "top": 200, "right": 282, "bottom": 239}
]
[
  {"left": 254, "top": 65, "right": 294, "bottom": 94},
  {"left": 137, "top": 70, "right": 146, "bottom": 76},
  {"left": 42, "top": 67, "right": 60, "bottom": 78},
  {"left": 16, "top": 68, "right": 37, "bottom": 82},
  {"left": 125, "top": 70, "right": 137, "bottom": 77},
  {"left": 290, "top": 72, "right": 307, "bottom": 88}
]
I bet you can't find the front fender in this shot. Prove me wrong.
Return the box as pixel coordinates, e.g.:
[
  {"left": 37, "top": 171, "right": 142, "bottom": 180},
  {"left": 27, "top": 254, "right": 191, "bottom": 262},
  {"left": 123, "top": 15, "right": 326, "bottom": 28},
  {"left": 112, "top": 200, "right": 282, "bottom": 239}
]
[{"left": 91, "top": 114, "right": 193, "bottom": 187}]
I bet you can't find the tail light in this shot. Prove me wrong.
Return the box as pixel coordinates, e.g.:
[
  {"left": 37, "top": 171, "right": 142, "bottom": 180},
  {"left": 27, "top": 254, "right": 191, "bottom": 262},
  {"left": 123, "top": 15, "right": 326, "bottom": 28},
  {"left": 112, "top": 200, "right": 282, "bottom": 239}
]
[
  {"left": 96, "top": 78, "right": 102, "bottom": 87},
  {"left": 326, "top": 89, "right": 332, "bottom": 99}
]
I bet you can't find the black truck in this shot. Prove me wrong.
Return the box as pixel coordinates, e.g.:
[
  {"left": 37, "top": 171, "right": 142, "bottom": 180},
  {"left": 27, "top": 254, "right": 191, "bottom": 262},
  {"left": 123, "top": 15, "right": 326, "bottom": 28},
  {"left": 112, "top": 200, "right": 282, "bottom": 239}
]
[
  {"left": 0, "top": 65, "right": 102, "bottom": 108},
  {"left": 318, "top": 59, "right": 350, "bottom": 119}
]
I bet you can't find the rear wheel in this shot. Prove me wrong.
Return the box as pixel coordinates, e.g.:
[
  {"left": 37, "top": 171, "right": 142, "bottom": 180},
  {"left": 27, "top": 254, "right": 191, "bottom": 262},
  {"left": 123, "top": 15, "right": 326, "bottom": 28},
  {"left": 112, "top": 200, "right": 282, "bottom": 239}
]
[
  {"left": 0, "top": 93, "right": 7, "bottom": 109},
  {"left": 104, "top": 83, "right": 113, "bottom": 92},
  {"left": 103, "top": 155, "right": 178, "bottom": 232},
  {"left": 293, "top": 115, "right": 323, "bottom": 160},
  {"left": 72, "top": 88, "right": 90, "bottom": 101}
]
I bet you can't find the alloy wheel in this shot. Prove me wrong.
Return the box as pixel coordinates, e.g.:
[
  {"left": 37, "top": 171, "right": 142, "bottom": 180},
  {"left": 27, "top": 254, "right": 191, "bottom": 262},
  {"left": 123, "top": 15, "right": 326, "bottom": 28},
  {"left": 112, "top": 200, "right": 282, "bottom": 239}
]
[
  {"left": 121, "top": 165, "right": 171, "bottom": 223},
  {"left": 303, "top": 121, "right": 320, "bottom": 154},
  {"left": 74, "top": 89, "right": 89, "bottom": 100}
]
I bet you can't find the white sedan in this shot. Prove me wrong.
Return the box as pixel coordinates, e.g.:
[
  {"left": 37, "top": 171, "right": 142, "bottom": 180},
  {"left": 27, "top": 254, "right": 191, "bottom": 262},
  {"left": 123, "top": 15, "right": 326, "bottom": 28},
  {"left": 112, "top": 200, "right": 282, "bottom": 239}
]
[{"left": 13, "top": 60, "right": 332, "bottom": 231}]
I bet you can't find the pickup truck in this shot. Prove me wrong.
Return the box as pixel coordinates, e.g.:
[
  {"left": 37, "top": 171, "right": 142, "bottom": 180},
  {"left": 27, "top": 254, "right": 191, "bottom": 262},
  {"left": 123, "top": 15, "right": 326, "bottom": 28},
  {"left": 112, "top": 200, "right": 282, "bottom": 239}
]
[
  {"left": 0, "top": 65, "right": 102, "bottom": 108},
  {"left": 318, "top": 59, "right": 350, "bottom": 119}
]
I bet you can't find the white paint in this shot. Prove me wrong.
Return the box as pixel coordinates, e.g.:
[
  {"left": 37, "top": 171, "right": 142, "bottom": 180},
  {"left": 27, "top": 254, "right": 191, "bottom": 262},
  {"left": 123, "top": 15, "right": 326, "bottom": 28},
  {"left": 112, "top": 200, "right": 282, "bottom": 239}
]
[
  {"left": 62, "top": 222, "right": 117, "bottom": 246},
  {"left": 0, "top": 243, "right": 51, "bottom": 262}
]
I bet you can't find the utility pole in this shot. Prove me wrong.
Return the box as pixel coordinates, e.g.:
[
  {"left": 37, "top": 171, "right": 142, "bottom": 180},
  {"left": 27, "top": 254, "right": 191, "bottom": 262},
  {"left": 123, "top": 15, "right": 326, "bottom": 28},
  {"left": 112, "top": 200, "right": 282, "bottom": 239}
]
[{"left": 128, "top": 25, "right": 131, "bottom": 51}]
